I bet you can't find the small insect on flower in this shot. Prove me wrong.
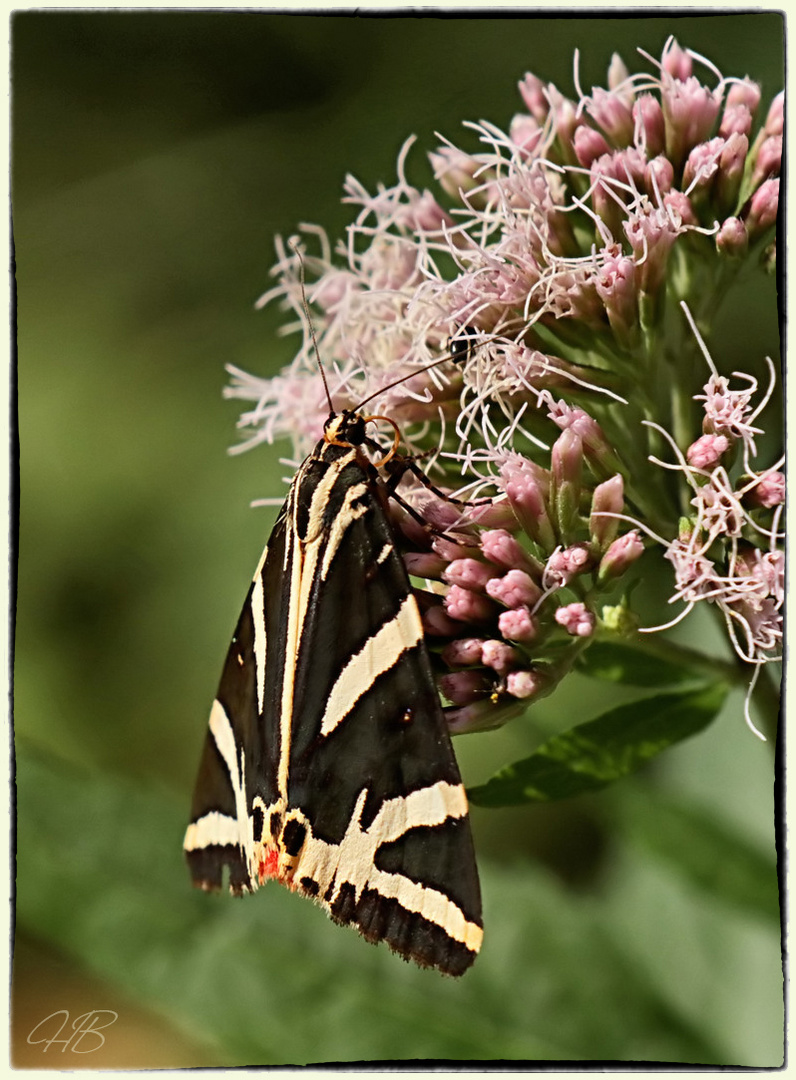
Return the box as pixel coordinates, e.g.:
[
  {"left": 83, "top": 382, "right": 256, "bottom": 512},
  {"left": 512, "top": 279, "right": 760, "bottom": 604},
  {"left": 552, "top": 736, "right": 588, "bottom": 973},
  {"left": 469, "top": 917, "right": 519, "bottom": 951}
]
[{"left": 448, "top": 325, "right": 482, "bottom": 365}]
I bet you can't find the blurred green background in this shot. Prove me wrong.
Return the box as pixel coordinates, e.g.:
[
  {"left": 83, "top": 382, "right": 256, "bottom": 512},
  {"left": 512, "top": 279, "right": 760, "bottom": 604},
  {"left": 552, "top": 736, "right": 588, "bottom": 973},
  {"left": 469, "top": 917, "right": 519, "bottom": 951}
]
[{"left": 12, "top": 10, "right": 783, "bottom": 1067}]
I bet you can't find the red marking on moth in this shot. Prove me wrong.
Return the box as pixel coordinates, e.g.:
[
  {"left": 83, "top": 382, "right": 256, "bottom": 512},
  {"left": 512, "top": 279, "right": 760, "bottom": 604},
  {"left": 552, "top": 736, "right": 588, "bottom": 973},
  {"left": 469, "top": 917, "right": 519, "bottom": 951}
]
[{"left": 259, "top": 848, "right": 280, "bottom": 883}]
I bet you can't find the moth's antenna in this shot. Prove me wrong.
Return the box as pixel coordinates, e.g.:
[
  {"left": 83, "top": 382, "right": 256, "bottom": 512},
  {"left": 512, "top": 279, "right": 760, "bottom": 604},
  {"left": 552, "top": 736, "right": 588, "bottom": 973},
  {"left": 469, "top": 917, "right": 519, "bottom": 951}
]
[
  {"left": 291, "top": 240, "right": 335, "bottom": 414},
  {"left": 354, "top": 329, "right": 508, "bottom": 413}
]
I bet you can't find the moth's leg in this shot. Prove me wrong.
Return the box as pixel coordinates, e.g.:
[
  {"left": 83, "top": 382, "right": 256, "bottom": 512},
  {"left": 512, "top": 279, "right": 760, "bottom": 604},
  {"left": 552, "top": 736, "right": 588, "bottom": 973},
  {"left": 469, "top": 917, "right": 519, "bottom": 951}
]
[
  {"left": 394, "top": 455, "right": 491, "bottom": 508},
  {"left": 373, "top": 463, "right": 479, "bottom": 549},
  {"left": 363, "top": 436, "right": 489, "bottom": 509}
]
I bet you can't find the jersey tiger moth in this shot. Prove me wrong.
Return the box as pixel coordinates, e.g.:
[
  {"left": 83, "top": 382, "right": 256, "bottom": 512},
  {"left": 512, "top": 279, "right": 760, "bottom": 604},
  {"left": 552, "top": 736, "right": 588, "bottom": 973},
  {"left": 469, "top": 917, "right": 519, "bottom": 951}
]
[{"left": 184, "top": 332, "right": 485, "bottom": 976}]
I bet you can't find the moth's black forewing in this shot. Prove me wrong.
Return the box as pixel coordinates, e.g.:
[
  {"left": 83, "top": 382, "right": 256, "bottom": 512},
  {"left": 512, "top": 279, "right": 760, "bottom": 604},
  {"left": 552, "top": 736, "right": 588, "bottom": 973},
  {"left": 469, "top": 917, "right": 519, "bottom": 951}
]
[{"left": 185, "top": 434, "right": 483, "bottom": 974}]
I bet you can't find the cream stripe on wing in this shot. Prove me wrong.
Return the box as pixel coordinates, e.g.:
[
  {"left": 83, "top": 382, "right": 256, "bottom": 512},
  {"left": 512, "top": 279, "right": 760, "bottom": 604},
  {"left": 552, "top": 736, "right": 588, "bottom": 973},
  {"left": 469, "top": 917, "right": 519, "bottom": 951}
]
[
  {"left": 318, "top": 595, "right": 424, "bottom": 737},
  {"left": 251, "top": 572, "right": 267, "bottom": 716},
  {"left": 369, "top": 780, "right": 469, "bottom": 843},
  {"left": 291, "top": 783, "right": 482, "bottom": 952},
  {"left": 320, "top": 481, "right": 369, "bottom": 580},
  {"left": 367, "top": 866, "right": 484, "bottom": 953},
  {"left": 278, "top": 449, "right": 356, "bottom": 796},
  {"left": 184, "top": 810, "right": 239, "bottom": 852},
  {"left": 208, "top": 700, "right": 249, "bottom": 854}
]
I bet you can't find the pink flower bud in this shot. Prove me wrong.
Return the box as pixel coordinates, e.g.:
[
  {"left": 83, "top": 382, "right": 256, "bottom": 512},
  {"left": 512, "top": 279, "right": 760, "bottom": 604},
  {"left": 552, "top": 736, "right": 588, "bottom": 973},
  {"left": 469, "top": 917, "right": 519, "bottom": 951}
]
[
  {"left": 624, "top": 203, "right": 680, "bottom": 294},
  {"left": 661, "top": 39, "right": 692, "bottom": 80},
  {"left": 552, "top": 428, "right": 583, "bottom": 538},
  {"left": 403, "top": 552, "right": 447, "bottom": 579},
  {"left": 518, "top": 72, "right": 550, "bottom": 123},
  {"left": 764, "top": 91, "right": 784, "bottom": 137},
  {"left": 595, "top": 250, "right": 638, "bottom": 340},
  {"left": 719, "top": 103, "right": 753, "bottom": 139},
  {"left": 446, "top": 698, "right": 525, "bottom": 735},
  {"left": 500, "top": 461, "right": 557, "bottom": 550},
  {"left": 661, "top": 75, "right": 720, "bottom": 170},
  {"left": 663, "top": 189, "right": 698, "bottom": 227},
  {"left": 444, "top": 584, "right": 496, "bottom": 624},
  {"left": 481, "top": 640, "right": 520, "bottom": 675},
  {"left": 608, "top": 53, "right": 631, "bottom": 94},
  {"left": 480, "top": 529, "right": 535, "bottom": 573},
  {"left": 421, "top": 604, "right": 460, "bottom": 638},
  {"left": 432, "top": 535, "right": 476, "bottom": 562},
  {"left": 498, "top": 607, "right": 538, "bottom": 643},
  {"left": 439, "top": 669, "right": 492, "bottom": 706},
  {"left": 545, "top": 544, "right": 591, "bottom": 586},
  {"left": 506, "top": 669, "right": 545, "bottom": 700},
  {"left": 486, "top": 569, "right": 542, "bottom": 609},
  {"left": 441, "top": 637, "right": 488, "bottom": 667},
  {"left": 633, "top": 94, "right": 665, "bottom": 157},
  {"left": 687, "top": 433, "right": 730, "bottom": 469},
  {"left": 598, "top": 530, "right": 645, "bottom": 581},
  {"left": 547, "top": 400, "right": 619, "bottom": 478},
  {"left": 716, "top": 132, "right": 748, "bottom": 212},
  {"left": 419, "top": 495, "right": 469, "bottom": 532},
  {"left": 555, "top": 602, "right": 596, "bottom": 637},
  {"left": 590, "top": 474, "right": 625, "bottom": 548},
  {"left": 645, "top": 154, "right": 674, "bottom": 196},
  {"left": 405, "top": 190, "right": 455, "bottom": 234},
  {"left": 588, "top": 87, "right": 635, "bottom": 145},
  {"left": 682, "top": 137, "right": 724, "bottom": 194},
  {"left": 574, "top": 124, "right": 611, "bottom": 168},
  {"left": 552, "top": 427, "right": 583, "bottom": 487},
  {"left": 745, "top": 178, "right": 779, "bottom": 238},
  {"left": 510, "top": 114, "right": 544, "bottom": 155},
  {"left": 548, "top": 87, "right": 580, "bottom": 165},
  {"left": 726, "top": 78, "right": 761, "bottom": 116},
  {"left": 745, "top": 471, "right": 785, "bottom": 509},
  {"left": 716, "top": 216, "right": 749, "bottom": 257},
  {"left": 752, "top": 135, "right": 782, "bottom": 189},
  {"left": 466, "top": 499, "right": 521, "bottom": 531},
  {"left": 429, "top": 147, "right": 480, "bottom": 199},
  {"left": 589, "top": 152, "right": 625, "bottom": 243},
  {"left": 443, "top": 558, "right": 496, "bottom": 591}
]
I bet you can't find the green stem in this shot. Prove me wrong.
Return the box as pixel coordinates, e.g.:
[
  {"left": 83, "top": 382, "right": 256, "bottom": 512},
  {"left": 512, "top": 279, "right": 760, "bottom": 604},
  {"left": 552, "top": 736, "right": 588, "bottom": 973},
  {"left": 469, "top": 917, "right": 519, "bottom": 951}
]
[
  {"left": 611, "top": 629, "right": 743, "bottom": 686},
  {"left": 604, "top": 628, "right": 781, "bottom": 746}
]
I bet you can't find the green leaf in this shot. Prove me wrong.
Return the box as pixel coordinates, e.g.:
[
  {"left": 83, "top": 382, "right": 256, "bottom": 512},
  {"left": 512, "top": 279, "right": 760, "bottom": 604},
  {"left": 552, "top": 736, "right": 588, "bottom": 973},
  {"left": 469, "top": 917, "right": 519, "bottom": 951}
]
[
  {"left": 17, "top": 744, "right": 737, "bottom": 1065},
  {"left": 576, "top": 640, "right": 702, "bottom": 687},
  {"left": 468, "top": 683, "right": 728, "bottom": 807},
  {"left": 617, "top": 786, "right": 780, "bottom": 925}
]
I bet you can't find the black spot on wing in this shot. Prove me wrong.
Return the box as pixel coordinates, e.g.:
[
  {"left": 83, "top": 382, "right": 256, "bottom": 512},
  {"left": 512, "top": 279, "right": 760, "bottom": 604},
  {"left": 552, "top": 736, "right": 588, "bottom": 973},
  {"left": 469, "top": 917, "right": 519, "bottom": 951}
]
[{"left": 299, "top": 876, "right": 320, "bottom": 897}]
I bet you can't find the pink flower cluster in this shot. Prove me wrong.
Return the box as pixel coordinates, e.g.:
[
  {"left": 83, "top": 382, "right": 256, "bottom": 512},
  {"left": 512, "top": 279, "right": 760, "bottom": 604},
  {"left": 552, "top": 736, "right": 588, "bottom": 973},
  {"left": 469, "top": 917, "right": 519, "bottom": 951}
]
[
  {"left": 641, "top": 307, "right": 782, "bottom": 737},
  {"left": 227, "top": 38, "right": 782, "bottom": 737}
]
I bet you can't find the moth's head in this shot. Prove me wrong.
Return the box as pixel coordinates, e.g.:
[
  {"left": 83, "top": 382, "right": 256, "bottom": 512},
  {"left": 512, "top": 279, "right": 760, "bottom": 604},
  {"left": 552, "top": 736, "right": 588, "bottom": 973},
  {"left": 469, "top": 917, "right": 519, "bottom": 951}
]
[{"left": 323, "top": 410, "right": 367, "bottom": 448}]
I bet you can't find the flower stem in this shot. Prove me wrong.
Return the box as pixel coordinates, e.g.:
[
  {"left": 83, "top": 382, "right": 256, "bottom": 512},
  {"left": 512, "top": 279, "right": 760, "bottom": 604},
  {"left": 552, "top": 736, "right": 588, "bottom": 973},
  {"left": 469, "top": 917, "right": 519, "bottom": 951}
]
[
  {"left": 618, "top": 629, "right": 742, "bottom": 686},
  {"left": 609, "top": 630, "right": 781, "bottom": 745}
]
